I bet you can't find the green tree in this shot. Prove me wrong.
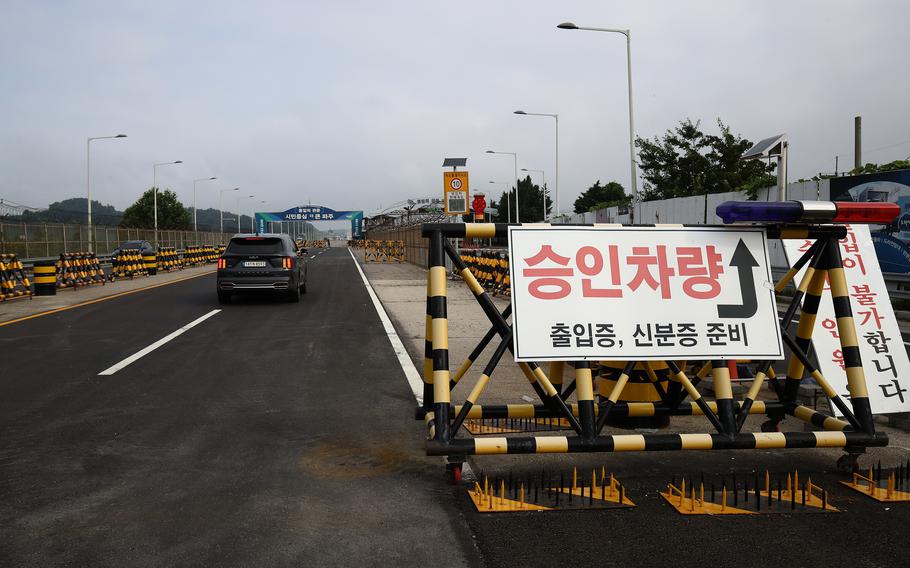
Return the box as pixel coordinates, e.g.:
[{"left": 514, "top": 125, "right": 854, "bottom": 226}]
[
  {"left": 635, "top": 118, "right": 775, "bottom": 201},
  {"left": 573, "top": 180, "right": 629, "bottom": 213},
  {"left": 121, "top": 188, "right": 191, "bottom": 229},
  {"left": 489, "top": 176, "right": 551, "bottom": 222},
  {"left": 849, "top": 159, "right": 910, "bottom": 175}
]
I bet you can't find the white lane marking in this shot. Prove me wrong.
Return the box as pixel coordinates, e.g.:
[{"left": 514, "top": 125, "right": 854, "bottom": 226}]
[
  {"left": 98, "top": 309, "right": 221, "bottom": 375},
  {"left": 310, "top": 255, "right": 316, "bottom": 259},
  {"left": 348, "top": 247, "right": 423, "bottom": 404}
]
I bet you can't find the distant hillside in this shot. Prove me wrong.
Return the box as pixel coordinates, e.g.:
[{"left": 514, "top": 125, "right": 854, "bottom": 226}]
[{"left": 16, "top": 198, "right": 123, "bottom": 225}]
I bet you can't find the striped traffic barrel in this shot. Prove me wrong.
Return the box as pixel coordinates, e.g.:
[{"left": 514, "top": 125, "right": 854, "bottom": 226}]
[
  {"left": 143, "top": 253, "right": 157, "bottom": 275},
  {"left": 33, "top": 259, "right": 57, "bottom": 296}
]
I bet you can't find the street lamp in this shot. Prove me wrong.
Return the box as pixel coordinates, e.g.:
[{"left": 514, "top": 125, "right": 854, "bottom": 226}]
[
  {"left": 153, "top": 160, "right": 183, "bottom": 247},
  {"left": 521, "top": 168, "right": 548, "bottom": 220},
  {"left": 489, "top": 180, "right": 511, "bottom": 223},
  {"left": 514, "top": 110, "right": 559, "bottom": 219},
  {"left": 558, "top": 22, "right": 638, "bottom": 214},
  {"left": 219, "top": 187, "right": 239, "bottom": 235},
  {"left": 253, "top": 200, "right": 266, "bottom": 232},
  {"left": 237, "top": 195, "right": 255, "bottom": 232},
  {"left": 192, "top": 176, "right": 217, "bottom": 236},
  {"left": 86, "top": 134, "right": 127, "bottom": 252},
  {"left": 486, "top": 150, "right": 520, "bottom": 223}
]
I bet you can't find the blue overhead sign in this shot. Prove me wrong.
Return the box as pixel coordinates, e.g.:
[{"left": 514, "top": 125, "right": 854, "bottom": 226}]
[{"left": 255, "top": 206, "right": 364, "bottom": 238}]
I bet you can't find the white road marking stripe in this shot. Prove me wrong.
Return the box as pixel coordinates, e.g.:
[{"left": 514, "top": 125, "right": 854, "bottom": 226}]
[
  {"left": 98, "top": 309, "right": 221, "bottom": 375},
  {"left": 348, "top": 247, "right": 423, "bottom": 404},
  {"left": 310, "top": 255, "right": 316, "bottom": 259}
]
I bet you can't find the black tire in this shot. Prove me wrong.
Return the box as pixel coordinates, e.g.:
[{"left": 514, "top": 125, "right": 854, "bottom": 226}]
[
  {"left": 301, "top": 280, "right": 307, "bottom": 294},
  {"left": 217, "top": 290, "right": 231, "bottom": 304},
  {"left": 287, "top": 285, "right": 301, "bottom": 303}
]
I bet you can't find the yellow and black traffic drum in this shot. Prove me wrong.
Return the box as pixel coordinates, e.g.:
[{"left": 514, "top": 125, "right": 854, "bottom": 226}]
[{"left": 597, "top": 361, "right": 672, "bottom": 430}]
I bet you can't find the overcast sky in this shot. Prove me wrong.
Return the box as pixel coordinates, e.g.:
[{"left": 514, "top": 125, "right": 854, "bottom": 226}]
[{"left": 2, "top": 0, "right": 909, "bottom": 218}]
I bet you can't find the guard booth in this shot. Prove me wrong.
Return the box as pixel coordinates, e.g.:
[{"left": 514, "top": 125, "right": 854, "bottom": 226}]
[{"left": 418, "top": 201, "right": 904, "bottom": 481}]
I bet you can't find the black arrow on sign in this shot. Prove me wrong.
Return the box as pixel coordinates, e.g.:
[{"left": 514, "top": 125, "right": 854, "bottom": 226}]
[{"left": 717, "top": 238, "right": 759, "bottom": 319}]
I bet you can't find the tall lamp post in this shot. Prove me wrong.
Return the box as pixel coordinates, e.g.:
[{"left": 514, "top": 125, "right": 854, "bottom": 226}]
[
  {"left": 485, "top": 150, "right": 520, "bottom": 223},
  {"left": 514, "top": 110, "right": 558, "bottom": 218},
  {"left": 219, "top": 187, "right": 239, "bottom": 236},
  {"left": 557, "top": 22, "right": 637, "bottom": 214},
  {"left": 192, "top": 176, "right": 217, "bottom": 237},
  {"left": 253, "top": 200, "right": 266, "bottom": 232},
  {"left": 489, "top": 180, "right": 511, "bottom": 223},
  {"left": 86, "top": 134, "right": 127, "bottom": 252},
  {"left": 237, "top": 195, "right": 255, "bottom": 232},
  {"left": 153, "top": 160, "right": 183, "bottom": 247},
  {"left": 521, "top": 168, "right": 547, "bottom": 221}
]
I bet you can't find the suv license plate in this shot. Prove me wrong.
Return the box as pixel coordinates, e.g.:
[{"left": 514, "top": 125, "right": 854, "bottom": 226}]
[{"left": 243, "top": 261, "right": 267, "bottom": 267}]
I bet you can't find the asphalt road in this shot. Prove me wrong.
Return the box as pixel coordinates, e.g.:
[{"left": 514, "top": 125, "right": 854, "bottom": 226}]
[
  {"left": 0, "top": 247, "right": 479, "bottom": 567},
  {"left": 3, "top": 245, "right": 909, "bottom": 568}
]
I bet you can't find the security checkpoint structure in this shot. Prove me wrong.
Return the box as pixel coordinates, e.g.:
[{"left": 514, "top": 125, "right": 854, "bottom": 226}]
[{"left": 418, "top": 201, "right": 900, "bottom": 479}]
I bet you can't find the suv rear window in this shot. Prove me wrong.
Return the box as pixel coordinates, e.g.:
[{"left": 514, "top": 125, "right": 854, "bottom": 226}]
[{"left": 226, "top": 237, "right": 286, "bottom": 255}]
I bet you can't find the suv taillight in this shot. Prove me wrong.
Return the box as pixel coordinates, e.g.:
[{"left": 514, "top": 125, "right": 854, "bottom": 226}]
[
  {"left": 281, "top": 257, "right": 293, "bottom": 269},
  {"left": 218, "top": 258, "right": 226, "bottom": 269}
]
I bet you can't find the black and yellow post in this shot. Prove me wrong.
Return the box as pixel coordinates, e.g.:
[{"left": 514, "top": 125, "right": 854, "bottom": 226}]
[
  {"left": 824, "top": 236, "right": 876, "bottom": 434},
  {"left": 575, "top": 362, "right": 596, "bottom": 440},
  {"left": 143, "top": 252, "right": 157, "bottom": 276},
  {"left": 711, "top": 360, "right": 736, "bottom": 436},
  {"left": 32, "top": 259, "right": 57, "bottom": 296},
  {"left": 428, "top": 229, "right": 451, "bottom": 442},
  {"left": 0, "top": 253, "right": 33, "bottom": 301}
]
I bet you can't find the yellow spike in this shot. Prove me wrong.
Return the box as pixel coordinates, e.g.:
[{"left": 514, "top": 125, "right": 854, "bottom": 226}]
[
  {"left": 721, "top": 487, "right": 727, "bottom": 511},
  {"left": 573, "top": 467, "right": 577, "bottom": 491},
  {"left": 592, "top": 470, "right": 597, "bottom": 494},
  {"left": 520, "top": 483, "right": 525, "bottom": 508},
  {"left": 794, "top": 470, "right": 799, "bottom": 492},
  {"left": 765, "top": 470, "right": 771, "bottom": 495},
  {"left": 787, "top": 473, "right": 792, "bottom": 494}
]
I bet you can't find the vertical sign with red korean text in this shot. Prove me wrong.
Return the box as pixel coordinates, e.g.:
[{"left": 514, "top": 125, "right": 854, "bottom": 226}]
[
  {"left": 783, "top": 224, "right": 910, "bottom": 415},
  {"left": 508, "top": 226, "right": 783, "bottom": 361}
]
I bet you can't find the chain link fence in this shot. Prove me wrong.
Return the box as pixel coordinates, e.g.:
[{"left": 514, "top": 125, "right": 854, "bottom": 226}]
[{"left": 0, "top": 221, "right": 234, "bottom": 260}]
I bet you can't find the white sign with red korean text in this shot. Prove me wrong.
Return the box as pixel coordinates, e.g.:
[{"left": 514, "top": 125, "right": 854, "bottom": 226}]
[
  {"left": 783, "top": 224, "right": 910, "bottom": 415},
  {"left": 508, "top": 226, "right": 783, "bottom": 362}
]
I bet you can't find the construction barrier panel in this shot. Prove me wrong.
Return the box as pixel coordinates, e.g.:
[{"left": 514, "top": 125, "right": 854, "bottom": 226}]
[
  {"left": 418, "top": 204, "right": 899, "bottom": 471},
  {"left": 110, "top": 248, "right": 147, "bottom": 281},
  {"left": 56, "top": 252, "right": 106, "bottom": 289},
  {"left": 296, "top": 239, "right": 329, "bottom": 249},
  {"left": 0, "top": 253, "right": 32, "bottom": 302},
  {"left": 156, "top": 247, "right": 182, "bottom": 272},
  {"left": 32, "top": 259, "right": 56, "bottom": 296}
]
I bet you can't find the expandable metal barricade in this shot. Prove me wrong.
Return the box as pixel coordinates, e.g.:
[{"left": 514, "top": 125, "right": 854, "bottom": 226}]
[
  {"left": 418, "top": 218, "right": 889, "bottom": 475},
  {"left": 364, "top": 240, "right": 404, "bottom": 263},
  {"left": 56, "top": 252, "right": 106, "bottom": 289},
  {"left": 0, "top": 253, "right": 32, "bottom": 301},
  {"left": 110, "top": 248, "right": 147, "bottom": 280}
]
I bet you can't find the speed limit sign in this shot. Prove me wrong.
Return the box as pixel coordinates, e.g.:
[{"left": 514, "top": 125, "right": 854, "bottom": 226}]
[{"left": 443, "top": 171, "right": 469, "bottom": 215}]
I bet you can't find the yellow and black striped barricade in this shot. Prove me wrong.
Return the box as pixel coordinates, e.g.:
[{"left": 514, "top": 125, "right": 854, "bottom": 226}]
[
  {"left": 0, "top": 253, "right": 33, "bottom": 302},
  {"left": 417, "top": 220, "right": 890, "bottom": 478},
  {"left": 110, "top": 248, "right": 148, "bottom": 281},
  {"left": 55, "top": 252, "right": 106, "bottom": 289},
  {"left": 32, "top": 259, "right": 57, "bottom": 296},
  {"left": 143, "top": 251, "right": 157, "bottom": 275},
  {"left": 156, "top": 247, "right": 181, "bottom": 272}
]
